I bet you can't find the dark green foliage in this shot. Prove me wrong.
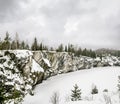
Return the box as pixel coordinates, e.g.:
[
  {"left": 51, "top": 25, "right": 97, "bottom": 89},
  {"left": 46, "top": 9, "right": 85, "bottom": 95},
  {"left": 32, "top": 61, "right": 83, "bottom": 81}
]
[
  {"left": 8, "top": 90, "right": 22, "bottom": 99},
  {"left": 0, "top": 58, "right": 6, "bottom": 64},
  {"left": 103, "top": 89, "right": 108, "bottom": 92},
  {"left": 11, "top": 41, "right": 16, "bottom": 50},
  {"left": 74, "top": 48, "right": 82, "bottom": 57},
  {"left": 56, "top": 44, "right": 64, "bottom": 52},
  {"left": 91, "top": 85, "right": 98, "bottom": 94},
  {"left": 31, "top": 37, "right": 39, "bottom": 51},
  {"left": 2, "top": 32, "right": 11, "bottom": 50},
  {"left": 0, "top": 82, "right": 6, "bottom": 103},
  {"left": 21, "top": 41, "right": 25, "bottom": 49},
  {"left": 68, "top": 44, "right": 75, "bottom": 53},
  {"left": 4, "top": 51, "right": 10, "bottom": 56},
  {"left": 71, "top": 84, "right": 82, "bottom": 101},
  {"left": 39, "top": 43, "right": 43, "bottom": 51},
  {"left": 65, "top": 45, "right": 68, "bottom": 52},
  {"left": 0, "top": 34, "right": 9, "bottom": 50}
]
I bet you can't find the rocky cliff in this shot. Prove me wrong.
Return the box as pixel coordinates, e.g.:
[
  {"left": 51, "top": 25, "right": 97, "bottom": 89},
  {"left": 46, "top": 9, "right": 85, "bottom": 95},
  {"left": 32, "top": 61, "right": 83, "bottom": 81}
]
[{"left": 33, "top": 51, "right": 120, "bottom": 79}]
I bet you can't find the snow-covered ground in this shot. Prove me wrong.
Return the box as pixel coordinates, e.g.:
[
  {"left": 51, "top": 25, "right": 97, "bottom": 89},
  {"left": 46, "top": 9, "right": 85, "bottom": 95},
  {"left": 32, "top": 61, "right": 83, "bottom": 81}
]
[{"left": 23, "top": 67, "right": 120, "bottom": 104}]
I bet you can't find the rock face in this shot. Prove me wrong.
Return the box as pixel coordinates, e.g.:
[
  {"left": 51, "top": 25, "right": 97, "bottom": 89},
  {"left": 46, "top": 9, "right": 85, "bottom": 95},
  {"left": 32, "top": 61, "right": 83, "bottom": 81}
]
[
  {"left": 0, "top": 50, "right": 120, "bottom": 104},
  {"left": 33, "top": 51, "right": 120, "bottom": 79}
]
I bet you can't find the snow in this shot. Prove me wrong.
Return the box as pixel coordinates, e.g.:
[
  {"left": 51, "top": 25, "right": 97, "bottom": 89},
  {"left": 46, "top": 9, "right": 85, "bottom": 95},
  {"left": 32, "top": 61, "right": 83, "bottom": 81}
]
[
  {"left": 14, "top": 50, "right": 33, "bottom": 59},
  {"left": 31, "top": 59, "right": 44, "bottom": 72},
  {"left": 23, "top": 67, "right": 120, "bottom": 104},
  {"left": 42, "top": 58, "right": 51, "bottom": 67}
]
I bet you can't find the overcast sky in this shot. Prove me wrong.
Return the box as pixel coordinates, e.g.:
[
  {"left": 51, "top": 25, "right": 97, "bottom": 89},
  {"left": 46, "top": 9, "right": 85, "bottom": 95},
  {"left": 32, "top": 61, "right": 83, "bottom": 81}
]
[{"left": 0, "top": 0, "right": 120, "bottom": 49}]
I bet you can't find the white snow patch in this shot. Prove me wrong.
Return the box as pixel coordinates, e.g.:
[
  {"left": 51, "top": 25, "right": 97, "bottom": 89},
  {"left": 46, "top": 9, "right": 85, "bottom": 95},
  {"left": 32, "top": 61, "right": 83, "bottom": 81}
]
[
  {"left": 14, "top": 50, "right": 33, "bottom": 58},
  {"left": 42, "top": 58, "right": 51, "bottom": 67},
  {"left": 31, "top": 59, "right": 44, "bottom": 72}
]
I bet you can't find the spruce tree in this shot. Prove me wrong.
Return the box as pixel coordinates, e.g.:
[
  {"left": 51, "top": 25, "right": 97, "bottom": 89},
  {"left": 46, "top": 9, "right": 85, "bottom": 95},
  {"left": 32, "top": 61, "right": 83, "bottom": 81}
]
[
  {"left": 11, "top": 41, "right": 16, "bottom": 50},
  {"left": 56, "top": 44, "right": 64, "bottom": 52},
  {"left": 65, "top": 46, "right": 68, "bottom": 52},
  {"left": 39, "top": 43, "right": 43, "bottom": 51},
  {"left": 21, "top": 41, "right": 25, "bottom": 49},
  {"left": 71, "top": 84, "right": 82, "bottom": 101},
  {"left": 31, "top": 37, "right": 38, "bottom": 51}
]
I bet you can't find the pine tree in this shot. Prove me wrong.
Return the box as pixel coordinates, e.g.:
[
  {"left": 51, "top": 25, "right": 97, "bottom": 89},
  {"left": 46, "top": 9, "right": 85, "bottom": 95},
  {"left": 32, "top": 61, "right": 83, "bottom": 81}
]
[
  {"left": 3, "top": 32, "right": 11, "bottom": 50},
  {"left": 31, "top": 37, "right": 38, "bottom": 51},
  {"left": 75, "top": 47, "right": 82, "bottom": 57},
  {"left": 39, "top": 43, "right": 43, "bottom": 51},
  {"left": 11, "top": 41, "right": 16, "bottom": 50},
  {"left": 21, "top": 41, "right": 25, "bottom": 49},
  {"left": 65, "top": 45, "right": 68, "bottom": 52},
  {"left": 56, "top": 44, "right": 64, "bottom": 52},
  {"left": 15, "top": 32, "right": 20, "bottom": 49},
  {"left": 71, "top": 84, "right": 82, "bottom": 101}
]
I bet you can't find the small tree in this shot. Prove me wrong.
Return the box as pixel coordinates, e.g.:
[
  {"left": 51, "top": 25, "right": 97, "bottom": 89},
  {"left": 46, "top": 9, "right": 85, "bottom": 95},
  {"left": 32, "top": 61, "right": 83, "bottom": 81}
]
[
  {"left": 50, "top": 92, "right": 60, "bottom": 104},
  {"left": 91, "top": 84, "right": 98, "bottom": 100},
  {"left": 71, "top": 84, "right": 82, "bottom": 101},
  {"left": 118, "top": 76, "right": 120, "bottom": 103},
  {"left": 91, "top": 85, "right": 98, "bottom": 95}
]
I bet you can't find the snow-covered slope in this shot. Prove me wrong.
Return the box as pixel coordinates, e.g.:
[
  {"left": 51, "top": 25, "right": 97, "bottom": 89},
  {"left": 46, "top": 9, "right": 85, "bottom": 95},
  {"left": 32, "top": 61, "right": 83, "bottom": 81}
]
[{"left": 23, "top": 67, "right": 120, "bottom": 104}]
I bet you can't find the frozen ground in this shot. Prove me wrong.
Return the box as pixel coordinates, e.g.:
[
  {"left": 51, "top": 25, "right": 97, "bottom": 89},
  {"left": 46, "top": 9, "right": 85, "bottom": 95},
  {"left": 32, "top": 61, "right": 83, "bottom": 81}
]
[{"left": 23, "top": 67, "right": 120, "bottom": 104}]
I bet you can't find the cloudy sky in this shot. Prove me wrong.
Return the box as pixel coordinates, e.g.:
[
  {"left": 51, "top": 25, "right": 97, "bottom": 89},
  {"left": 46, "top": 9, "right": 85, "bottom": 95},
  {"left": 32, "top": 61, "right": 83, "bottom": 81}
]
[{"left": 0, "top": 0, "right": 120, "bottom": 49}]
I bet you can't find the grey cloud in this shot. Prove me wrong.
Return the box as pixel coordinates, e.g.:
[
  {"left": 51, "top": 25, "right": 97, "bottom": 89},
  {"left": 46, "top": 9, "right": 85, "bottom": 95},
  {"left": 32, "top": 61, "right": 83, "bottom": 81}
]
[
  {"left": 0, "top": 0, "right": 120, "bottom": 49},
  {"left": 0, "top": 0, "right": 28, "bottom": 23}
]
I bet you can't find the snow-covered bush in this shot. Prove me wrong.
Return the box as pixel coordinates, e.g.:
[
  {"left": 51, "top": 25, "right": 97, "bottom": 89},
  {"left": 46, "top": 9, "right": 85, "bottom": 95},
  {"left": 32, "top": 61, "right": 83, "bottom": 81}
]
[
  {"left": 71, "top": 84, "right": 82, "bottom": 101},
  {"left": 50, "top": 92, "right": 60, "bottom": 104},
  {"left": 103, "top": 89, "right": 112, "bottom": 104}
]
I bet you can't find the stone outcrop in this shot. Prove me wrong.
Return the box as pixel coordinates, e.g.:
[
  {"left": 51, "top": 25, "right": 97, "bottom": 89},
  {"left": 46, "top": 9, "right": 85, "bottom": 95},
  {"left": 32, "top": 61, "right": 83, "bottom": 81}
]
[{"left": 33, "top": 51, "right": 120, "bottom": 79}]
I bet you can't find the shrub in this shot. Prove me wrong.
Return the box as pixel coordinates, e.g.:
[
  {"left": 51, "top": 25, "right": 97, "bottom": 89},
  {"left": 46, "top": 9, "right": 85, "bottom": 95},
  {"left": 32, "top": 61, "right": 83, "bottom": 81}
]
[{"left": 50, "top": 92, "right": 60, "bottom": 104}]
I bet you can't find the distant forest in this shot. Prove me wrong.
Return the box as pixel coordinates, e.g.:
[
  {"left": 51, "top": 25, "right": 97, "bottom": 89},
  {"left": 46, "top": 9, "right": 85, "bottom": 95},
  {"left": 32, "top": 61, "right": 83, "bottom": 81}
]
[{"left": 0, "top": 32, "right": 120, "bottom": 58}]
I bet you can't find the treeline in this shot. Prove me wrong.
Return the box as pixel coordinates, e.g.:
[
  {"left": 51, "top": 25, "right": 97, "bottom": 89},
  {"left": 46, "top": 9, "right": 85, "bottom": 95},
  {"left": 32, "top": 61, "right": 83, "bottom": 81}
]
[
  {"left": 30, "top": 38, "right": 96, "bottom": 58},
  {"left": 55, "top": 44, "right": 96, "bottom": 58},
  {"left": 0, "top": 32, "right": 29, "bottom": 50},
  {"left": 2, "top": 32, "right": 120, "bottom": 58}
]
